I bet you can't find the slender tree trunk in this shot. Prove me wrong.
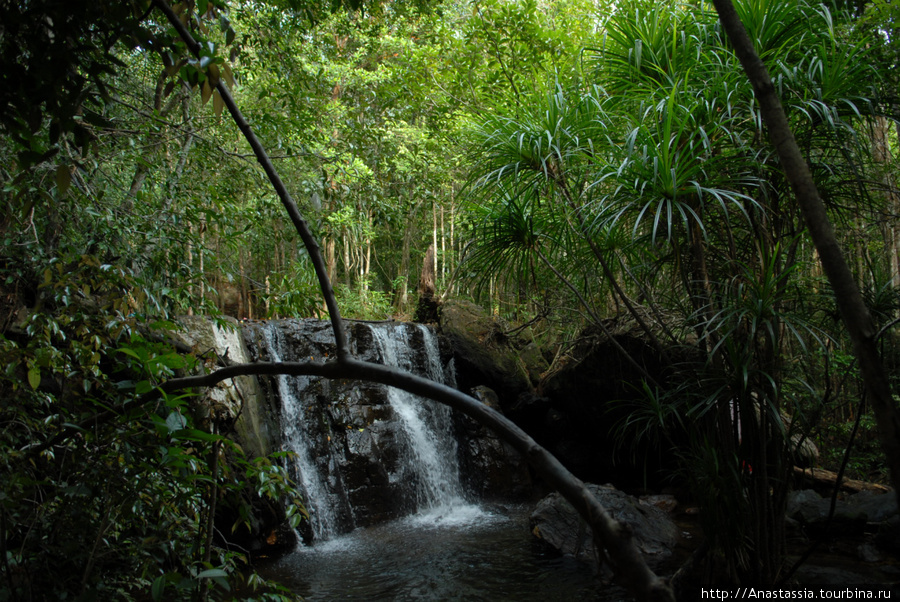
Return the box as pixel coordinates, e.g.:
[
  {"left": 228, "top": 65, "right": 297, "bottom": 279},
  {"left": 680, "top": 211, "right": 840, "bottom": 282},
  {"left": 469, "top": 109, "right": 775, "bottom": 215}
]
[
  {"left": 397, "top": 200, "right": 423, "bottom": 311},
  {"left": 199, "top": 218, "right": 206, "bottom": 308},
  {"left": 325, "top": 238, "right": 336, "bottom": 283},
  {"left": 450, "top": 192, "right": 456, "bottom": 295},
  {"left": 343, "top": 230, "right": 351, "bottom": 287},
  {"left": 432, "top": 201, "right": 439, "bottom": 286},
  {"left": 364, "top": 209, "right": 372, "bottom": 289},
  {"left": 873, "top": 117, "right": 900, "bottom": 288},
  {"left": 713, "top": 0, "right": 900, "bottom": 507},
  {"left": 187, "top": 224, "right": 194, "bottom": 316}
]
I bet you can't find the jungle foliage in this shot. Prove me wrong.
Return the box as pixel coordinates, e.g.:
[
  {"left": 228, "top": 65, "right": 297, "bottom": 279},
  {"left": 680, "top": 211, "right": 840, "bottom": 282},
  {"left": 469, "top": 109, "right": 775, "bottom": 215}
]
[{"left": 2, "top": 0, "right": 900, "bottom": 597}]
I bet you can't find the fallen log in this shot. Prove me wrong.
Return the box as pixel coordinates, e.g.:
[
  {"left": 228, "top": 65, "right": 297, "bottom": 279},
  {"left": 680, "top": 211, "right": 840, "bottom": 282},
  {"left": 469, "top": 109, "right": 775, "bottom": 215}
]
[{"left": 793, "top": 466, "right": 891, "bottom": 495}]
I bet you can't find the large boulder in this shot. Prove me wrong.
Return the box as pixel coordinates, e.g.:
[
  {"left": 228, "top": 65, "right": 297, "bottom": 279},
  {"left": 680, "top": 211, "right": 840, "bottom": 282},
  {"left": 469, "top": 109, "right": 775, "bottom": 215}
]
[
  {"left": 534, "top": 326, "right": 670, "bottom": 486},
  {"left": 170, "top": 315, "right": 276, "bottom": 459},
  {"left": 438, "top": 299, "right": 539, "bottom": 401},
  {"left": 169, "top": 315, "right": 294, "bottom": 555},
  {"left": 530, "top": 483, "right": 680, "bottom": 570},
  {"left": 441, "top": 302, "right": 676, "bottom": 488},
  {"left": 787, "top": 489, "right": 898, "bottom": 527}
]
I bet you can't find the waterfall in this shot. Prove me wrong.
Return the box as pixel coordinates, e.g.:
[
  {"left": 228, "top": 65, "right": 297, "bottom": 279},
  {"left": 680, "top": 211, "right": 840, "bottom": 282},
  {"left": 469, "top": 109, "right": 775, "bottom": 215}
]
[
  {"left": 250, "top": 320, "right": 468, "bottom": 543},
  {"left": 368, "top": 323, "right": 466, "bottom": 512},
  {"left": 258, "top": 324, "right": 348, "bottom": 541}
]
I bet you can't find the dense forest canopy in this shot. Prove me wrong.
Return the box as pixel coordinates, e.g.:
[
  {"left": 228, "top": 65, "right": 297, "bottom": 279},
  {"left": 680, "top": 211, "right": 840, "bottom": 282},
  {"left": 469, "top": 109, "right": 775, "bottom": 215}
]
[{"left": 3, "top": 0, "right": 900, "bottom": 598}]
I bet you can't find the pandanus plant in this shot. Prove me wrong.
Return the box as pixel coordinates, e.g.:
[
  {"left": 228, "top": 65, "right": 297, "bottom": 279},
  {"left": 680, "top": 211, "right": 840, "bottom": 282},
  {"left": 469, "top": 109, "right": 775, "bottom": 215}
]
[{"left": 463, "top": 0, "right": 889, "bottom": 585}]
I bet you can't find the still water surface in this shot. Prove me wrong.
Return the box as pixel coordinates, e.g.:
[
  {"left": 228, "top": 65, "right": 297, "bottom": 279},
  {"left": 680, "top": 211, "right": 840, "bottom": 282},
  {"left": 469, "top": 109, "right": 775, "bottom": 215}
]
[{"left": 258, "top": 504, "right": 626, "bottom": 601}]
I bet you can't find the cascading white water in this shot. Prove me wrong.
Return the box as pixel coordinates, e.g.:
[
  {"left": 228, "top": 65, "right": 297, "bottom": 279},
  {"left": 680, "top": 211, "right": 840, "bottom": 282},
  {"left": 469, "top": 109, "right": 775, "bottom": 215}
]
[
  {"left": 260, "top": 324, "right": 342, "bottom": 541},
  {"left": 255, "top": 320, "right": 471, "bottom": 542},
  {"left": 367, "top": 323, "right": 467, "bottom": 512}
]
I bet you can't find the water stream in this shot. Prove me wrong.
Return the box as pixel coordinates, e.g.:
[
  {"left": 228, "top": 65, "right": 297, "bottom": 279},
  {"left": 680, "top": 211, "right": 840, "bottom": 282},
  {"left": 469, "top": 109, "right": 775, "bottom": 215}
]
[
  {"left": 257, "top": 321, "right": 472, "bottom": 540},
  {"left": 260, "top": 324, "right": 345, "bottom": 540},
  {"left": 257, "top": 504, "right": 615, "bottom": 601},
  {"left": 252, "top": 320, "right": 617, "bottom": 600},
  {"left": 367, "top": 323, "right": 466, "bottom": 512}
]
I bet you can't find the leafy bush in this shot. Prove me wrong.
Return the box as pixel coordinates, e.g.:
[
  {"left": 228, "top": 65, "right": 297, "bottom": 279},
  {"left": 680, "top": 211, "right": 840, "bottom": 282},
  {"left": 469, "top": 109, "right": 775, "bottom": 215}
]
[{"left": 0, "top": 249, "right": 302, "bottom": 601}]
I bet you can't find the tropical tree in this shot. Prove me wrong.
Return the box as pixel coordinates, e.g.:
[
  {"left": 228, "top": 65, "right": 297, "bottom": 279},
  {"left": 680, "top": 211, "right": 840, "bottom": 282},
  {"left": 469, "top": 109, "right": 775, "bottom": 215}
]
[
  {"left": 462, "top": 0, "right": 895, "bottom": 584},
  {"left": 1, "top": 0, "right": 679, "bottom": 599}
]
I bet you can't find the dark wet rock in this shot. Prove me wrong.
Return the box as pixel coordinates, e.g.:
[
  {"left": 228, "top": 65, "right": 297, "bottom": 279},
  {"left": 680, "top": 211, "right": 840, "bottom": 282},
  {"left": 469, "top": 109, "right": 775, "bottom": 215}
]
[
  {"left": 640, "top": 493, "right": 679, "bottom": 514},
  {"left": 535, "top": 329, "right": 671, "bottom": 486},
  {"left": 530, "top": 483, "right": 680, "bottom": 570},
  {"left": 858, "top": 542, "right": 883, "bottom": 563},
  {"left": 848, "top": 490, "right": 898, "bottom": 523},
  {"left": 439, "top": 300, "right": 533, "bottom": 401},
  {"left": 243, "top": 320, "right": 425, "bottom": 534},
  {"left": 456, "top": 386, "right": 532, "bottom": 500},
  {"left": 787, "top": 489, "right": 898, "bottom": 527},
  {"left": 440, "top": 301, "right": 677, "bottom": 489},
  {"left": 241, "top": 319, "right": 533, "bottom": 540},
  {"left": 787, "top": 489, "right": 837, "bottom": 525},
  {"left": 876, "top": 515, "right": 900, "bottom": 553}
]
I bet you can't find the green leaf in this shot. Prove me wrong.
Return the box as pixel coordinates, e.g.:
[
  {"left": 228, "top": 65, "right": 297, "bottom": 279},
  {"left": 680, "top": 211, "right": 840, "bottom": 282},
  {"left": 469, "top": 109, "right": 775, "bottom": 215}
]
[
  {"left": 172, "top": 428, "right": 221, "bottom": 442},
  {"left": 152, "top": 353, "right": 187, "bottom": 370},
  {"left": 27, "top": 366, "right": 40, "bottom": 390},
  {"left": 166, "top": 411, "right": 187, "bottom": 433},
  {"left": 197, "top": 568, "right": 228, "bottom": 579},
  {"left": 151, "top": 575, "right": 166, "bottom": 601},
  {"left": 116, "top": 347, "right": 143, "bottom": 361}
]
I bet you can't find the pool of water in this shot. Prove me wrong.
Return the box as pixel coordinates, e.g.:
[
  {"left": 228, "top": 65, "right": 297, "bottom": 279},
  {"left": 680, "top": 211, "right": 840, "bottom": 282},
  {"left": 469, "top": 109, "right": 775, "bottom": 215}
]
[{"left": 257, "top": 503, "right": 625, "bottom": 601}]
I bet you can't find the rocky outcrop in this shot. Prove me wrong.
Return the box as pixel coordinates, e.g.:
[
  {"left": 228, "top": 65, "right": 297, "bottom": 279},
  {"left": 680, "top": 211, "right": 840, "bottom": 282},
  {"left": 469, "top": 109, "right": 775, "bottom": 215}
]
[
  {"left": 530, "top": 483, "right": 680, "bottom": 570},
  {"left": 242, "top": 320, "right": 416, "bottom": 533},
  {"left": 242, "top": 319, "right": 533, "bottom": 541},
  {"left": 170, "top": 316, "right": 539, "bottom": 547},
  {"left": 440, "top": 301, "right": 675, "bottom": 488},
  {"left": 170, "top": 315, "right": 293, "bottom": 555},
  {"left": 439, "top": 300, "right": 537, "bottom": 400},
  {"left": 170, "top": 315, "right": 276, "bottom": 459},
  {"left": 537, "top": 327, "right": 669, "bottom": 485}
]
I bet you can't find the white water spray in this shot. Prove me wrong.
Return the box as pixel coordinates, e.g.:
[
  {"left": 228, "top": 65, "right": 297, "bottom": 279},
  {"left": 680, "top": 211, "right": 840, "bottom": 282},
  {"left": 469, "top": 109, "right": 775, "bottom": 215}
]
[
  {"left": 368, "top": 324, "right": 467, "bottom": 513},
  {"left": 260, "top": 324, "right": 342, "bottom": 540}
]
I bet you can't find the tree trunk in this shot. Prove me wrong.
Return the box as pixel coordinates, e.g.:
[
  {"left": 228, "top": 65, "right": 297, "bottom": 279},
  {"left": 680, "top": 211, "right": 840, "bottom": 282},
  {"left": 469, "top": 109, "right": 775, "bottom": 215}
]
[
  {"left": 397, "top": 221, "right": 412, "bottom": 311},
  {"left": 872, "top": 117, "right": 900, "bottom": 288},
  {"left": 713, "top": 0, "right": 900, "bottom": 508},
  {"left": 187, "top": 223, "right": 194, "bottom": 316},
  {"left": 343, "top": 230, "right": 351, "bottom": 287},
  {"left": 432, "top": 201, "right": 439, "bottom": 285},
  {"left": 414, "top": 244, "right": 438, "bottom": 322}
]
